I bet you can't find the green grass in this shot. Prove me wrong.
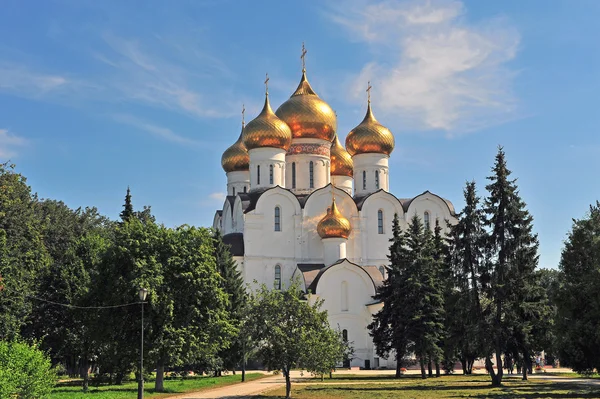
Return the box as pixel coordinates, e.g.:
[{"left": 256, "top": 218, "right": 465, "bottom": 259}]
[
  {"left": 258, "top": 374, "right": 600, "bottom": 398},
  {"left": 50, "top": 373, "right": 266, "bottom": 399}
]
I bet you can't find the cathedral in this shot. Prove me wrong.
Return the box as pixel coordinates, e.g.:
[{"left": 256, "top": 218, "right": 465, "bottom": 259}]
[{"left": 213, "top": 49, "right": 457, "bottom": 369}]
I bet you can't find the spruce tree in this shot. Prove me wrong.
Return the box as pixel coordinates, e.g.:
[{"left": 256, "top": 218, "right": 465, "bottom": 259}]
[
  {"left": 482, "top": 147, "right": 540, "bottom": 386},
  {"left": 446, "top": 181, "right": 486, "bottom": 374},
  {"left": 213, "top": 229, "right": 247, "bottom": 378},
  {"left": 119, "top": 186, "right": 134, "bottom": 222},
  {"left": 368, "top": 213, "right": 409, "bottom": 378}
]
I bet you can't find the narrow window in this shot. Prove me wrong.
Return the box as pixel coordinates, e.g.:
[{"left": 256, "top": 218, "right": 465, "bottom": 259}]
[
  {"left": 375, "top": 170, "right": 380, "bottom": 189},
  {"left": 309, "top": 161, "right": 314, "bottom": 188},
  {"left": 243, "top": 186, "right": 247, "bottom": 193},
  {"left": 269, "top": 164, "right": 274, "bottom": 184},
  {"left": 292, "top": 162, "right": 296, "bottom": 189},
  {"left": 274, "top": 265, "right": 281, "bottom": 290},
  {"left": 379, "top": 265, "right": 385, "bottom": 277},
  {"left": 362, "top": 170, "right": 366, "bottom": 190},
  {"left": 232, "top": 187, "right": 236, "bottom": 196},
  {"left": 424, "top": 211, "right": 430, "bottom": 230},
  {"left": 274, "top": 206, "right": 281, "bottom": 232},
  {"left": 341, "top": 281, "right": 348, "bottom": 311},
  {"left": 257, "top": 165, "right": 260, "bottom": 185},
  {"left": 342, "top": 329, "right": 348, "bottom": 342},
  {"left": 378, "top": 210, "right": 384, "bottom": 234}
]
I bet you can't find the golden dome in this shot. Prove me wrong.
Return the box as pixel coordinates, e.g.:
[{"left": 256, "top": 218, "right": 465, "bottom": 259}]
[
  {"left": 221, "top": 126, "right": 249, "bottom": 173},
  {"left": 317, "top": 199, "right": 352, "bottom": 239},
  {"left": 345, "top": 102, "right": 395, "bottom": 156},
  {"left": 243, "top": 94, "right": 292, "bottom": 151},
  {"left": 275, "top": 71, "right": 337, "bottom": 142},
  {"left": 330, "top": 134, "right": 353, "bottom": 177}
]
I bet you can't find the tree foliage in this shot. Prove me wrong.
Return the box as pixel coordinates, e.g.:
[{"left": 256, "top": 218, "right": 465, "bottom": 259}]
[{"left": 0, "top": 341, "right": 56, "bottom": 399}]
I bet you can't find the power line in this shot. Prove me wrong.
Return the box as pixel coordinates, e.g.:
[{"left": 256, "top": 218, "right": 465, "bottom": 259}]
[{"left": 29, "top": 296, "right": 143, "bottom": 310}]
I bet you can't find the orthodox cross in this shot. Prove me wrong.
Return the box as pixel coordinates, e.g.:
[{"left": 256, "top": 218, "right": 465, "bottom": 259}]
[
  {"left": 301, "top": 42, "right": 307, "bottom": 72},
  {"left": 265, "top": 73, "right": 269, "bottom": 95},
  {"left": 242, "top": 104, "right": 245, "bottom": 127},
  {"left": 367, "top": 81, "right": 372, "bottom": 104}
]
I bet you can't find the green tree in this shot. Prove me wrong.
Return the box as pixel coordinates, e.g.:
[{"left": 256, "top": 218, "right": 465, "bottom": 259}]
[
  {"left": 304, "top": 326, "right": 353, "bottom": 381},
  {"left": 119, "top": 186, "right": 134, "bottom": 222},
  {"left": 556, "top": 201, "right": 600, "bottom": 374},
  {"left": 212, "top": 229, "right": 247, "bottom": 378},
  {"left": 368, "top": 214, "right": 410, "bottom": 378},
  {"left": 249, "top": 280, "right": 348, "bottom": 399},
  {"left": 445, "top": 181, "right": 486, "bottom": 374},
  {"left": 481, "top": 146, "right": 540, "bottom": 386},
  {"left": 0, "top": 341, "right": 56, "bottom": 399},
  {"left": 0, "top": 162, "right": 50, "bottom": 340}
]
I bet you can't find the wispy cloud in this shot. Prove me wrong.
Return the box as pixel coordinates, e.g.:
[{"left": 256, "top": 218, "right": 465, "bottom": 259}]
[
  {"left": 0, "top": 63, "right": 71, "bottom": 97},
  {"left": 329, "top": 0, "right": 520, "bottom": 134},
  {"left": 113, "top": 114, "right": 203, "bottom": 146},
  {"left": 0, "top": 129, "right": 28, "bottom": 158},
  {"left": 209, "top": 192, "right": 226, "bottom": 201}
]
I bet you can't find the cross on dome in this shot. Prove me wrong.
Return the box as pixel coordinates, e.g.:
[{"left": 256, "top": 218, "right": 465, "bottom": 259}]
[
  {"left": 301, "top": 42, "right": 307, "bottom": 72},
  {"left": 242, "top": 104, "right": 245, "bottom": 127},
  {"left": 264, "top": 73, "right": 270, "bottom": 95},
  {"left": 367, "top": 81, "right": 372, "bottom": 104}
]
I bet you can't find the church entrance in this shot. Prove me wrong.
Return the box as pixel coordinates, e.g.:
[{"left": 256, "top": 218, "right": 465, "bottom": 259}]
[{"left": 365, "top": 359, "right": 371, "bottom": 370}]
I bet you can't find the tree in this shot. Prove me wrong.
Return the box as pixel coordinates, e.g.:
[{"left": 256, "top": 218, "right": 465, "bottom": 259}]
[
  {"left": 481, "top": 147, "right": 540, "bottom": 386},
  {"left": 212, "top": 229, "right": 247, "bottom": 378},
  {"left": 248, "top": 280, "right": 349, "bottom": 399},
  {"left": 0, "top": 162, "right": 50, "bottom": 340},
  {"left": 304, "top": 327, "right": 353, "bottom": 381},
  {"left": 445, "top": 181, "right": 486, "bottom": 374},
  {"left": 120, "top": 186, "right": 134, "bottom": 222},
  {"left": 368, "top": 213, "right": 410, "bottom": 378},
  {"left": 556, "top": 201, "right": 600, "bottom": 374},
  {"left": 0, "top": 341, "right": 56, "bottom": 399}
]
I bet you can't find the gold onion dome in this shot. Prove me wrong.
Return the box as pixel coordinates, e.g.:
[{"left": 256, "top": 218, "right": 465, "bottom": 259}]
[
  {"left": 221, "top": 126, "right": 249, "bottom": 173},
  {"left": 317, "top": 199, "right": 352, "bottom": 239},
  {"left": 330, "top": 134, "right": 353, "bottom": 177},
  {"left": 243, "top": 93, "right": 292, "bottom": 151},
  {"left": 345, "top": 101, "right": 395, "bottom": 156},
  {"left": 275, "top": 71, "right": 337, "bottom": 142}
]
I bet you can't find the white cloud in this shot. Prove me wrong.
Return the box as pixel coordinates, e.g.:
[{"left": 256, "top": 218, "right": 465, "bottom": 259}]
[
  {"left": 0, "top": 64, "right": 70, "bottom": 96},
  {"left": 209, "top": 192, "right": 226, "bottom": 201},
  {"left": 113, "top": 114, "right": 202, "bottom": 147},
  {"left": 329, "top": 0, "right": 520, "bottom": 133},
  {"left": 0, "top": 129, "right": 28, "bottom": 158}
]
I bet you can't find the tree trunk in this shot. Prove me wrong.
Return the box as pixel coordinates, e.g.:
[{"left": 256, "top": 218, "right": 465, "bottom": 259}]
[
  {"left": 420, "top": 356, "right": 427, "bottom": 379},
  {"left": 81, "top": 358, "right": 89, "bottom": 393},
  {"left": 461, "top": 357, "right": 468, "bottom": 375},
  {"left": 522, "top": 351, "right": 530, "bottom": 381},
  {"left": 284, "top": 368, "right": 292, "bottom": 399},
  {"left": 486, "top": 356, "right": 501, "bottom": 387},
  {"left": 495, "top": 349, "right": 504, "bottom": 385},
  {"left": 428, "top": 358, "right": 433, "bottom": 377},
  {"left": 242, "top": 360, "right": 246, "bottom": 382},
  {"left": 155, "top": 361, "right": 165, "bottom": 392},
  {"left": 467, "top": 358, "right": 474, "bottom": 374},
  {"left": 395, "top": 361, "right": 402, "bottom": 378},
  {"left": 435, "top": 362, "right": 441, "bottom": 377}
]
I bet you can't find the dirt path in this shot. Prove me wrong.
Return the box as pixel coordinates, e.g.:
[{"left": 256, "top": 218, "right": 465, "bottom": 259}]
[{"left": 164, "top": 373, "right": 286, "bottom": 399}]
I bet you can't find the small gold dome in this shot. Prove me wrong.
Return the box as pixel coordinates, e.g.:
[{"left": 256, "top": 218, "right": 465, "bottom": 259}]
[
  {"left": 221, "top": 126, "right": 249, "bottom": 173},
  {"left": 330, "top": 134, "right": 353, "bottom": 177},
  {"left": 345, "top": 102, "right": 395, "bottom": 156},
  {"left": 243, "top": 94, "right": 292, "bottom": 151},
  {"left": 275, "top": 72, "right": 336, "bottom": 142},
  {"left": 317, "top": 200, "right": 352, "bottom": 239}
]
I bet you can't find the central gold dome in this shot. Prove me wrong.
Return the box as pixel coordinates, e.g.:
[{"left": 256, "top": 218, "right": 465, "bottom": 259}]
[
  {"left": 275, "top": 72, "right": 336, "bottom": 142},
  {"left": 345, "top": 102, "right": 395, "bottom": 156},
  {"left": 317, "top": 200, "right": 352, "bottom": 239},
  {"left": 221, "top": 126, "right": 249, "bottom": 173},
  {"left": 243, "top": 94, "right": 292, "bottom": 151},
  {"left": 330, "top": 133, "right": 353, "bottom": 177}
]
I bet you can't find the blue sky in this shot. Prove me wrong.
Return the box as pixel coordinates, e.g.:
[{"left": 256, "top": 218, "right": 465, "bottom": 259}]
[{"left": 1, "top": 0, "right": 599, "bottom": 269}]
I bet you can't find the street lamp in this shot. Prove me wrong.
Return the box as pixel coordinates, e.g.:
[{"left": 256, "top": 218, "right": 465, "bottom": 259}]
[{"left": 138, "top": 287, "right": 148, "bottom": 399}]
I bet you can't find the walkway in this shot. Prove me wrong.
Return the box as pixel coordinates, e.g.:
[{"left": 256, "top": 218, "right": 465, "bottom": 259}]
[{"left": 165, "top": 373, "right": 287, "bottom": 399}]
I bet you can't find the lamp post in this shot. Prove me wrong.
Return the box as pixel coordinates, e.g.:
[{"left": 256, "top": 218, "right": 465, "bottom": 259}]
[{"left": 138, "top": 287, "right": 148, "bottom": 399}]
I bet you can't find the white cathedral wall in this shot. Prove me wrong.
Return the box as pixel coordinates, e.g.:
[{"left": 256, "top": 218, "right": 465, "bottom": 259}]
[
  {"left": 405, "top": 194, "right": 455, "bottom": 232},
  {"left": 248, "top": 148, "right": 286, "bottom": 191},
  {"left": 353, "top": 153, "right": 389, "bottom": 195},
  {"left": 331, "top": 175, "right": 353, "bottom": 196},
  {"left": 226, "top": 170, "right": 250, "bottom": 196},
  {"left": 314, "top": 262, "right": 377, "bottom": 368}
]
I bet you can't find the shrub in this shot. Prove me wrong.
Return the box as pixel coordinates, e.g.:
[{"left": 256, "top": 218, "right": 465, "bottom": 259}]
[{"left": 0, "top": 341, "right": 56, "bottom": 399}]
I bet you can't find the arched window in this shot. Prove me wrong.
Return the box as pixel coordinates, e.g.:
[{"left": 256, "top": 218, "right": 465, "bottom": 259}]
[
  {"left": 274, "top": 265, "right": 281, "bottom": 290},
  {"left": 274, "top": 206, "right": 281, "bottom": 232},
  {"left": 269, "top": 164, "right": 274, "bottom": 184},
  {"left": 377, "top": 210, "right": 384, "bottom": 234},
  {"left": 309, "top": 161, "right": 314, "bottom": 188},
  {"left": 292, "top": 162, "right": 296, "bottom": 189},
  {"left": 375, "top": 170, "right": 380, "bottom": 189},
  {"left": 424, "top": 211, "right": 430, "bottom": 230},
  {"left": 363, "top": 170, "right": 366, "bottom": 190},
  {"left": 257, "top": 165, "right": 260, "bottom": 185},
  {"left": 243, "top": 186, "right": 247, "bottom": 193},
  {"left": 342, "top": 329, "right": 348, "bottom": 342},
  {"left": 232, "top": 187, "right": 235, "bottom": 196},
  {"left": 379, "top": 265, "right": 386, "bottom": 277},
  {"left": 341, "top": 281, "right": 348, "bottom": 311}
]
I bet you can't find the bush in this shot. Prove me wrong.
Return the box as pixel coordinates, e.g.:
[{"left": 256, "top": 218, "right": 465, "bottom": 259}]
[{"left": 0, "top": 341, "right": 56, "bottom": 399}]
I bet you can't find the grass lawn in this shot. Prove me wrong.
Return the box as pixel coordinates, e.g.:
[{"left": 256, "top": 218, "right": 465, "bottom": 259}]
[
  {"left": 257, "top": 374, "right": 600, "bottom": 398},
  {"left": 50, "top": 373, "right": 266, "bottom": 399}
]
